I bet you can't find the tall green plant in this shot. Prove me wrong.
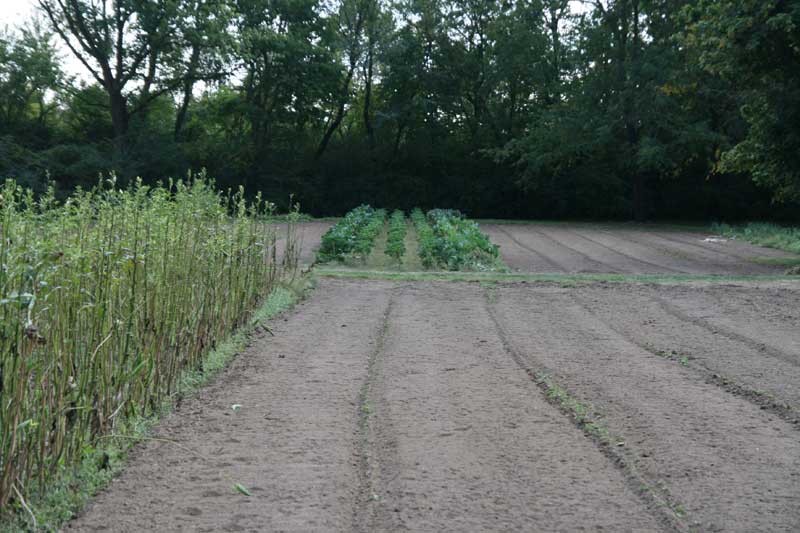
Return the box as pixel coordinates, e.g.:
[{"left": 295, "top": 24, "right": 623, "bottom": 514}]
[{"left": 0, "top": 176, "right": 296, "bottom": 513}]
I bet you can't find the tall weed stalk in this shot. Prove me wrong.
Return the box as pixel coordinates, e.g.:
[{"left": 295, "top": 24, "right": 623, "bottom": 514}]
[{"left": 0, "top": 175, "right": 297, "bottom": 513}]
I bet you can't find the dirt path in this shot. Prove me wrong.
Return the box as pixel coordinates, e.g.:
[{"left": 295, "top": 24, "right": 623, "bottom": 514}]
[
  {"left": 482, "top": 223, "right": 800, "bottom": 275},
  {"left": 66, "top": 279, "right": 800, "bottom": 532}
]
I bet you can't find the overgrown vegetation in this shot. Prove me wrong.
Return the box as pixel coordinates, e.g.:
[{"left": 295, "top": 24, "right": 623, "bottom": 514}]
[
  {"left": 712, "top": 223, "right": 800, "bottom": 255},
  {"left": 0, "top": 177, "right": 298, "bottom": 521},
  {"left": 384, "top": 210, "right": 407, "bottom": 261},
  {"left": 317, "top": 205, "right": 386, "bottom": 263}
]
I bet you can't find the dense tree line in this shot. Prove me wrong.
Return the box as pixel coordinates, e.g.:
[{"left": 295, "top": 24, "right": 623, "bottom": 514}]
[{"left": 1, "top": 0, "right": 798, "bottom": 220}]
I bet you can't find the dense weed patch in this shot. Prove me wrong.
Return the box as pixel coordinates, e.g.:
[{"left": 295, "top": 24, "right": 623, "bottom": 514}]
[{"left": 0, "top": 176, "right": 298, "bottom": 522}]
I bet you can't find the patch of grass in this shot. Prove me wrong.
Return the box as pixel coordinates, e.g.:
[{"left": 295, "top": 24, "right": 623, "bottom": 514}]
[
  {"left": 533, "top": 373, "right": 611, "bottom": 443},
  {"left": 712, "top": 222, "right": 800, "bottom": 255},
  {"left": 749, "top": 256, "right": 800, "bottom": 267},
  {"left": 0, "top": 280, "right": 310, "bottom": 532}
]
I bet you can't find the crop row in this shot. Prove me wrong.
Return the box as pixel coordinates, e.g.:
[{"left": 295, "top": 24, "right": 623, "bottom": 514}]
[
  {"left": 317, "top": 205, "right": 386, "bottom": 263},
  {"left": 385, "top": 210, "right": 407, "bottom": 261},
  {"left": 416, "top": 209, "right": 502, "bottom": 271},
  {"left": 0, "top": 178, "right": 297, "bottom": 513}
]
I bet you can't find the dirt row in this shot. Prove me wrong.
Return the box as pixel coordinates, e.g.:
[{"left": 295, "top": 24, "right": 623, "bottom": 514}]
[
  {"left": 482, "top": 223, "right": 800, "bottom": 275},
  {"left": 271, "top": 221, "right": 332, "bottom": 266},
  {"left": 67, "top": 279, "right": 800, "bottom": 532}
]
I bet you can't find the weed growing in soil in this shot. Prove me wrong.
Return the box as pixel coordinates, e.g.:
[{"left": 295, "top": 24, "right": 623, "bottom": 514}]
[
  {"left": 384, "top": 210, "right": 407, "bottom": 261},
  {"left": 0, "top": 176, "right": 298, "bottom": 524},
  {"left": 317, "top": 205, "right": 386, "bottom": 263}
]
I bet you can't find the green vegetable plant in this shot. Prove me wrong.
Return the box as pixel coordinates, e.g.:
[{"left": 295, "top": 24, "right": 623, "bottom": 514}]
[
  {"left": 317, "top": 205, "right": 386, "bottom": 263},
  {"left": 423, "top": 209, "right": 503, "bottom": 271},
  {"left": 384, "top": 210, "right": 407, "bottom": 261}
]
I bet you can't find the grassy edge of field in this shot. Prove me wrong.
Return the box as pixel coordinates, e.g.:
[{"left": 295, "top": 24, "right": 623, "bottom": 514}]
[
  {"left": 712, "top": 222, "right": 800, "bottom": 257},
  {"left": 313, "top": 268, "right": 800, "bottom": 285},
  {"left": 0, "top": 276, "right": 314, "bottom": 533}
]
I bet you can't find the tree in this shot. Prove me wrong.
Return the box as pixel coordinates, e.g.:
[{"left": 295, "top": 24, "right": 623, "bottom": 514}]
[
  {"left": 684, "top": 0, "right": 800, "bottom": 202},
  {"left": 38, "top": 0, "right": 183, "bottom": 145}
]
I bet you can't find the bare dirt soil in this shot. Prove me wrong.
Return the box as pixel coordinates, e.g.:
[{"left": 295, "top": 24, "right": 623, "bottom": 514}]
[
  {"left": 67, "top": 278, "right": 800, "bottom": 532},
  {"left": 482, "top": 223, "right": 800, "bottom": 275},
  {"left": 272, "top": 221, "right": 332, "bottom": 265}
]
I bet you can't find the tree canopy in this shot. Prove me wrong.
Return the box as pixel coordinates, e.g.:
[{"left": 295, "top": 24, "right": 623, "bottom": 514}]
[{"left": 0, "top": 0, "right": 798, "bottom": 220}]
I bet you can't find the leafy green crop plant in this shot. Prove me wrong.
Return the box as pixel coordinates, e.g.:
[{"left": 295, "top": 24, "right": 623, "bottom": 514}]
[
  {"left": 384, "top": 210, "right": 407, "bottom": 261},
  {"left": 317, "top": 205, "right": 386, "bottom": 263},
  {"left": 0, "top": 176, "right": 297, "bottom": 516},
  {"left": 422, "top": 209, "right": 503, "bottom": 271}
]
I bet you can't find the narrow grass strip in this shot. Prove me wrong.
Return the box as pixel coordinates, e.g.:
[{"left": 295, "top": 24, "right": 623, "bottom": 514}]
[{"left": 314, "top": 268, "right": 800, "bottom": 285}]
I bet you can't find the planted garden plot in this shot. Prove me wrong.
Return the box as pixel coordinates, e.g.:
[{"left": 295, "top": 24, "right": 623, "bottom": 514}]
[{"left": 318, "top": 206, "right": 504, "bottom": 272}]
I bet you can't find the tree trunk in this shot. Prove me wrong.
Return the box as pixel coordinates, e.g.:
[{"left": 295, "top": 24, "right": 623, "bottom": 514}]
[
  {"left": 363, "top": 37, "right": 376, "bottom": 151},
  {"left": 315, "top": 65, "right": 356, "bottom": 160},
  {"left": 108, "top": 86, "right": 129, "bottom": 146},
  {"left": 174, "top": 46, "right": 201, "bottom": 141}
]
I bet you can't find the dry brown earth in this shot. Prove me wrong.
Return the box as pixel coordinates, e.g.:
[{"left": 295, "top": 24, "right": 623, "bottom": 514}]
[
  {"left": 67, "top": 277, "right": 800, "bottom": 532},
  {"left": 481, "top": 223, "right": 799, "bottom": 275}
]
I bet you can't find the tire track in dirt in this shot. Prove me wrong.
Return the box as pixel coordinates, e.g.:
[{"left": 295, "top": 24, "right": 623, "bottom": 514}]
[
  {"left": 501, "top": 225, "right": 620, "bottom": 273},
  {"left": 484, "top": 289, "right": 686, "bottom": 532},
  {"left": 492, "top": 284, "right": 800, "bottom": 532},
  {"left": 484, "top": 224, "right": 566, "bottom": 272},
  {"left": 365, "top": 282, "right": 664, "bottom": 531},
  {"left": 570, "top": 290, "right": 800, "bottom": 426},
  {"left": 652, "top": 295, "right": 800, "bottom": 369},
  {"left": 563, "top": 228, "right": 689, "bottom": 274},
  {"left": 352, "top": 288, "right": 395, "bottom": 532},
  {"left": 66, "top": 279, "right": 392, "bottom": 532},
  {"left": 599, "top": 229, "right": 727, "bottom": 271},
  {"left": 651, "top": 232, "right": 753, "bottom": 262}
]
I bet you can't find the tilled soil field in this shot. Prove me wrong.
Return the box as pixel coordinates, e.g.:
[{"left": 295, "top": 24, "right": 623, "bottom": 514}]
[
  {"left": 68, "top": 278, "right": 800, "bottom": 532},
  {"left": 482, "top": 223, "right": 800, "bottom": 275},
  {"left": 272, "top": 221, "right": 333, "bottom": 265}
]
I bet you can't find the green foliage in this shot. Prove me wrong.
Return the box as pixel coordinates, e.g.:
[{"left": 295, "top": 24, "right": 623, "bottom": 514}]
[
  {"left": 712, "top": 223, "right": 800, "bottom": 255},
  {"left": 683, "top": 0, "right": 800, "bottom": 202},
  {"left": 417, "top": 209, "right": 503, "bottom": 271},
  {"left": 410, "top": 208, "right": 436, "bottom": 268},
  {"left": 0, "top": 176, "right": 296, "bottom": 516},
  {"left": 317, "top": 205, "right": 386, "bottom": 263},
  {"left": 384, "top": 210, "right": 407, "bottom": 261},
  {"left": 0, "top": 0, "right": 799, "bottom": 220}
]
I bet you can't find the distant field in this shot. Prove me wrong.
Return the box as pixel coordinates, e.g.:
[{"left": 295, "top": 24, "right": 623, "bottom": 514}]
[{"left": 481, "top": 222, "right": 800, "bottom": 275}]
